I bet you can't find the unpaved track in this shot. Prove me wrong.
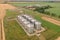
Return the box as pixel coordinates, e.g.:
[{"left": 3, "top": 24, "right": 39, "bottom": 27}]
[
  {"left": 0, "top": 4, "right": 16, "bottom": 40},
  {"left": 41, "top": 16, "right": 60, "bottom": 26},
  {"left": 56, "top": 37, "right": 60, "bottom": 40}
]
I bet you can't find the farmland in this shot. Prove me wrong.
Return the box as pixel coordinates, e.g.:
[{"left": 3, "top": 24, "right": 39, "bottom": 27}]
[
  {"left": 4, "top": 2, "right": 60, "bottom": 40},
  {"left": 9, "top": 2, "right": 60, "bottom": 16}
]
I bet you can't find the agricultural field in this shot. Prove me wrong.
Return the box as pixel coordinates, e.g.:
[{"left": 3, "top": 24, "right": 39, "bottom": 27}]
[
  {"left": 4, "top": 2, "right": 60, "bottom": 40},
  {"left": 9, "top": 2, "right": 60, "bottom": 16},
  {"left": 45, "top": 3, "right": 60, "bottom": 16}
]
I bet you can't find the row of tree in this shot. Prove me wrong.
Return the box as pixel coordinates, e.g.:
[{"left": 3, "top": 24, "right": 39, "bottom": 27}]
[
  {"left": 44, "top": 11, "right": 60, "bottom": 18},
  {"left": 34, "top": 5, "right": 60, "bottom": 18},
  {"left": 34, "top": 5, "right": 52, "bottom": 13}
]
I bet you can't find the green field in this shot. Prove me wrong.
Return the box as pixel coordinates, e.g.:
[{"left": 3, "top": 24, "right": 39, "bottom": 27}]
[
  {"left": 4, "top": 10, "right": 39, "bottom": 40},
  {"left": 9, "top": 2, "right": 60, "bottom": 16},
  {"left": 4, "top": 2, "right": 60, "bottom": 40}
]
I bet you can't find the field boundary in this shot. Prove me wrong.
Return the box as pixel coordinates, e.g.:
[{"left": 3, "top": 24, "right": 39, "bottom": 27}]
[{"left": 41, "top": 15, "right": 60, "bottom": 26}]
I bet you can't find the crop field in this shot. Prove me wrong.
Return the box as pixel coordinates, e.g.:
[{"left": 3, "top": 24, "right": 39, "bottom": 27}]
[
  {"left": 45, "top": 3, "right": 60, "bottom": 16},
  {"left": 9, "top": 2, "right": 60, "bottom": 16},
  {"left": 4, "top": 2, "right": 60, "bottom": 40}
]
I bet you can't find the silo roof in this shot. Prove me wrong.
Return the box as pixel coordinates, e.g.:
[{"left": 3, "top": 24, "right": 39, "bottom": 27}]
[
  {"left": 28, "top": 17, "right": 33, "bottom": 20},
  {"left": 27, "top": 24, "right": 34, "bottom": 27},
  {"left": 23, "top": 21, "right": 30, "bottom": 25},
  {"left": 18, "top": 16, "right": 20, "bottom": 17},
  {"left": 21, "top": 18, "right": 26, "bottom": 22},
  {"left": 35, "top": 21, "right": 41, "bottom": 24},
  {"left": 26, "top": 15, "right": 30, "bottom": 18},
  {"left": 31, "top": 19, "right": 36, "bottom": 22}
]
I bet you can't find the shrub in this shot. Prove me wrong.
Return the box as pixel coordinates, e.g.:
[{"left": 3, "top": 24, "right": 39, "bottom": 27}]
[
  {"left": 51, "top": 13, "right": 56, "bottom": 17},
  {"left": 58, "top": 15, "right": 60, "bottom": 18},
  {"left": 45, "top": 11, "right": 50, "bottom": 15}
]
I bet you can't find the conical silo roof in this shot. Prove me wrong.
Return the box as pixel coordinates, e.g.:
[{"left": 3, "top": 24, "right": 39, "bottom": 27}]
[{"left": 27, "top": 24, "right": 34, "bottom": 28}]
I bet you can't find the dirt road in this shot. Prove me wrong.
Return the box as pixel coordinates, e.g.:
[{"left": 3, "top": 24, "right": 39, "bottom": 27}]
[
  {"left": 56, "top": 37, "right": 60, "bottom": 40},
  {"left": 0, "top": 4, "right": 16, "bottom": 40},
  {"left": 41, "top": 15, "right": 60, "bottom": 26}
]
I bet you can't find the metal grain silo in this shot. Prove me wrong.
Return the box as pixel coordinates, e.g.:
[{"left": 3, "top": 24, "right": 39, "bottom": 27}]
[
  {"left": 26, "top": 24, "right": 34, "bottom": 34},
  {"left": 28, "top": 17, "right": 33, "bottom": 20},
  {"left": 21, "top": 18, "right": 26, "bottom": 22},
  {"left": 23, "top": 21, "right": 30, "bottom": 25},
  {"left": 30, "top": 19, "right": 36, "bottom": 23},
  {"left": 35, "top": 21, "right": 41, "bottom": 30},
  {"left": 17, "top": 16, "right": 22, "bottom": 22}
]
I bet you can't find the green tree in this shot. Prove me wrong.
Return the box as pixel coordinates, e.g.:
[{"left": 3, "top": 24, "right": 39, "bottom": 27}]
[
  {"left": 51, "top": 13, "right": 56, "bottom": 17},
  {"left": 58, "top": 15, "right": 60, "bottom": 18}
]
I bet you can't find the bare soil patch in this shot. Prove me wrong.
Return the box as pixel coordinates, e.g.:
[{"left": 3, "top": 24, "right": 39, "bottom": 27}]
[
  {"left": 41, "top": 15, "right": 60, "bottom": 26},
  {"left": 55, "top": 37, "right": 60, "bottom": 40},
  {"left": 0, "top": 4, "right": 16, "bottom": 40}
]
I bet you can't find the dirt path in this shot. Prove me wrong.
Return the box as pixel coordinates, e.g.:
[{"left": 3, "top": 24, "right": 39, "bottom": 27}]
[
  {"left": 0, "top": 4, "right": 16, "bottom": 40},
  {"left": 39, "top": 34, "right": 46, "bottom": 40},
  {"left": 55, "top": 37, "right": 60, "bottom": 40},
  {"left": 41, "top": 15, "right": 60, "bottom": 26}
]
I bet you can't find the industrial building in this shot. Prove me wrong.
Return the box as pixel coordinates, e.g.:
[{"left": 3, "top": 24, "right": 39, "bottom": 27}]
[{"left": 17, "top": 14, "right": 42, "bottom": 34}]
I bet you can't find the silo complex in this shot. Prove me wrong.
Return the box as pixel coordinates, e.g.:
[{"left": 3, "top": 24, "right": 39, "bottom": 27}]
[{"left": 17, "top": 14, "right": 42, "bottom": 34}]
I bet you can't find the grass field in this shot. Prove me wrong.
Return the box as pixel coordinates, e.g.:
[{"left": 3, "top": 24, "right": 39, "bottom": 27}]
[
  {"left": 4, "top": 2, "right": 60, "bottom": 40},
  {"left": 4, "top": 10, "right": 39, "bottom": 40}
]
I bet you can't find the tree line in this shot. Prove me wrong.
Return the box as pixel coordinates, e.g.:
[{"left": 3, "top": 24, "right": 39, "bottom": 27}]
[{"left": 34, "top": 5, "right": 60, "bottom": 18}]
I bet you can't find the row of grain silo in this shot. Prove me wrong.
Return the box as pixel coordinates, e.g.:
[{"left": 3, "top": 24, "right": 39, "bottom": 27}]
[{"left": 17, "top": 14, "right": 41, "bottom": 34}]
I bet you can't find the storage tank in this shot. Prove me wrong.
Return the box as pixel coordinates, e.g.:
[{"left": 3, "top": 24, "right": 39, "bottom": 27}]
[
  {"left": 30, "top": 19, "right": 36, "bottom": 23},
  {"left": 23, "top": 15, "right": 30, "bottom": 20},
  {"left": 23, "top": 21, "right": 30, "bottom": 29},
  {"left": 21, "top": 18, "right": 26, "bottom": 22},
  {"left": 25, "top": 15, "right": 30, "bottom": 18},
  {"left": 17, "top": 16, "right": 23, "bottom": 22},
  {"left": 17, "top": 16, "right": 24, "bottom": 19},
  {"left": 35, "top": 21, "right": 41, "bottom": 30},
  {"left": 23, "top": 21, "right": 30, "bottom": 25},
  {"left": 26, "top": 24, "right": 34, "bottom": 34},
  {"left": 28, "top": 17, "right": 33, "bottom": 20}
]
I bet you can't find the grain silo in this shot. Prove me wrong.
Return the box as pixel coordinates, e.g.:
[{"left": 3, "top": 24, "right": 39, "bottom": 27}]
[
  {"left": 26, "top": 24, "right": 34, "bottom": 34},
  {"left": 24, "top": 15, "right": 30, "bottom": 18},
  {"left": 35, "top": 21, "right": 41, "bottom": 30},
  {"left": 21, "top": 18, "right": 26, "bottom": 22},
  {"left": 28, "top": 17, "right": 33, "bottom": 20},
  {"left": 30, "top": 19, "right": 36, "bottom": 23},
  {"left": 23, "top": 21, "right": 30, "bottom": 25},
  {"left": 17, "top": 16, "right": 22, "bottom": 22},
  {"left": 17, "top": 16, "right": 27, "bottom": 23}
]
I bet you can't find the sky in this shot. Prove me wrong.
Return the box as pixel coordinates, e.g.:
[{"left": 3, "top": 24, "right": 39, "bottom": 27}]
[{"left": 8, "top": 0, "right": 60, "bottom": 2}]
